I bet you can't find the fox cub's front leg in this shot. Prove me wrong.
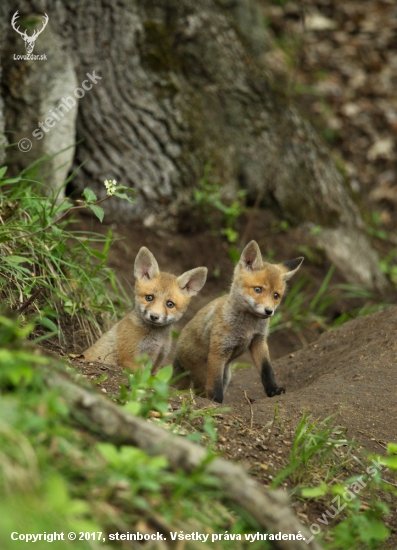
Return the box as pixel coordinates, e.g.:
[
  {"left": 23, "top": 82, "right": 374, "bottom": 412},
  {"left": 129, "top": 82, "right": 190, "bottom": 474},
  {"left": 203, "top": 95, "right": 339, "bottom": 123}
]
[
  {"left": 250, "top": 335, "right": 285, "bottom": 397},
  {"left": 206, "top": 343, "right": 229, "bottom": 403}
]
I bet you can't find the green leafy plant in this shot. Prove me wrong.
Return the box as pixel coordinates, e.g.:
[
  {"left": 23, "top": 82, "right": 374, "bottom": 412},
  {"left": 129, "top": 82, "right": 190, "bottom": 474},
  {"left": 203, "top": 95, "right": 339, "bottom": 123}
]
[
  {"left": 119, "top": 360, "right": 223, "bottom": 448},
  {"left": 299, "top": 448, "right": 396, "bottom": 549},
  {"left": 0, "top": 166, "right": 134, "bottom": 342},
  {"left": 366, "top": 212, "right": 389, "bottom": 241},
  {"left": 271, "top": 412, "right": 350, "bottom": 487},
  {"left": 271, "top": 265, "right": 337, "bottom": 333},
  {"left": 119, "top": 360, "right": 173, "bottom": 418},
  {"left": 379, "top": 249, "right": 397, "bottom": 285},
  {"left": 0, "top": 315, "right": 269, "bottom": 548},
  {"left": 271, "top": 265, "right": 391, "bottom": 334},
  {"left": 194, "top": 164, "right": 246, "bottom": 244},
  {"left": 330, "top": 283, "right": 392, "bottom": 328},
  {"left": 171, "top": 395, "right": 226, "bottom": 449},
  {"left": 270, "top": 220, "right": 290, "bottom": 233}
]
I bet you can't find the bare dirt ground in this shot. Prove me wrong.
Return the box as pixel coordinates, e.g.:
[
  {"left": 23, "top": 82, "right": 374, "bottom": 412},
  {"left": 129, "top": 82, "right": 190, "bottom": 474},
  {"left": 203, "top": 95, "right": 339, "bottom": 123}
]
[{"left": 65, "top": 212, "right": 397, "bottom": 548}]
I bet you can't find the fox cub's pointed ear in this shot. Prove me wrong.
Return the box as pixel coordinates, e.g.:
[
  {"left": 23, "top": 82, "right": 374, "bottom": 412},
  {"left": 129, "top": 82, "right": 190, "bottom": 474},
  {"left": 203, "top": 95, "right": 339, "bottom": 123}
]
[
  {"left": 282, "top": 257, "right": 304, "bottom": 280},
  {"left": 240, "top": 240, "right": 263, "bottom": 271},
  {"left": 177, "top": 267, "right": 208, "bottom": 296},
  {"left": 134, "top": 247, "right": 160, "bottom": 280}
]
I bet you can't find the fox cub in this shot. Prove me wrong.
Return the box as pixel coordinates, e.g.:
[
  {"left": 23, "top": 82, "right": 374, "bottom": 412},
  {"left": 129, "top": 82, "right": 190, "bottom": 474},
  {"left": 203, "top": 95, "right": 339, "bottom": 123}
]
[
  {"left": 173, "top": 241, "right": 303, "bottom": 403},
  {"left": 84, "top": 247, "right": 207, "bottom": 370}
]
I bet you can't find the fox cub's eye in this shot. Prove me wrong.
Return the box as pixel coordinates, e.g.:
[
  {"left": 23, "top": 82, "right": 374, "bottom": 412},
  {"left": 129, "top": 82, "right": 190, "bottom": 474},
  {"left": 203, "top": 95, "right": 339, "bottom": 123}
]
[
  {"left": 274, "top": 293, "right": 280, "bottom": 300},
  {"left": 166, "top": 300, "right": 175, "bottom": 308},
  {"left": 145, "top": 295, "right": 154, "bottom": 302},
  {"left": 253, "top": 287, "right": 262, "bottom": 294}
]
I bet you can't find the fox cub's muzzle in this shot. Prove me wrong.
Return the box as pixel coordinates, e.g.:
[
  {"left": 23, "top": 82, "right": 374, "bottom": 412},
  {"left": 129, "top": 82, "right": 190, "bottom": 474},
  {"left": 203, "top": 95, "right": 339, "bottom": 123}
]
[{"left": 147, "top": 312, "right": 172, "bottom": 326}]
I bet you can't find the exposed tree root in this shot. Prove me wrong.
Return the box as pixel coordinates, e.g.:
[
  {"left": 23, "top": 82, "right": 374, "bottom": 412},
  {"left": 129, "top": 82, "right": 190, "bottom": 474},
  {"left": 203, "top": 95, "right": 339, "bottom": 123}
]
[{"left": 45, "top": 369, "right": 321, "bottom": 550}]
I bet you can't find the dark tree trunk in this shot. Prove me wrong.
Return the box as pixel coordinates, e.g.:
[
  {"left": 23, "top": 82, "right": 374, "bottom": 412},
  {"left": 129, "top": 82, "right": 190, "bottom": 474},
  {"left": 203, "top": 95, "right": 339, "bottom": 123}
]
[{"left": 0, "top": 0, "right": 388, "bottom": 290}]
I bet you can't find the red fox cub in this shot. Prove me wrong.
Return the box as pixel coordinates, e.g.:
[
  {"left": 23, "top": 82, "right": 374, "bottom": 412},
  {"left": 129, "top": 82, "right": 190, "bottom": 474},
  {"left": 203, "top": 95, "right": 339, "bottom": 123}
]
[
  {"left": 173, "top": 241, "right": 303, "bottom": 403},
  {"left": 83, "top": 247, "right": 207, "bottom": 370}
]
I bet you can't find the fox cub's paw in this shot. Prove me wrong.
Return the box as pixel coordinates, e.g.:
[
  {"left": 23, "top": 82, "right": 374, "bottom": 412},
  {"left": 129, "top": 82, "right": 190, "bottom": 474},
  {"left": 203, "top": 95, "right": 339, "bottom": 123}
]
[
  {"left": 206, "top": 386, "right": 224, "bottom": 404},
  {"left": 266, "top": 385, "right": 286, "bottom": 397}
]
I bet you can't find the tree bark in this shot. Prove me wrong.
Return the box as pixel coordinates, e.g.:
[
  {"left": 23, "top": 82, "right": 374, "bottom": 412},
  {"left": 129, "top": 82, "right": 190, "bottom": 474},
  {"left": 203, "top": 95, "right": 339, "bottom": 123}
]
[
  {"left": 0, "top": 0, "right": 388, "bottom": 290},
  {"left": 44, "top": 367, "right": 322, "bottom": 550}
]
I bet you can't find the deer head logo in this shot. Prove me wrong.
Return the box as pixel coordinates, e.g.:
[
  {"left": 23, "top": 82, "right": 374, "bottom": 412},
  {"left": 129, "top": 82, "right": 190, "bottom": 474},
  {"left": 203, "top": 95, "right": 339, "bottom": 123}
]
[{"left": 11, "top": 11, "right": 49, "bottom": 54}]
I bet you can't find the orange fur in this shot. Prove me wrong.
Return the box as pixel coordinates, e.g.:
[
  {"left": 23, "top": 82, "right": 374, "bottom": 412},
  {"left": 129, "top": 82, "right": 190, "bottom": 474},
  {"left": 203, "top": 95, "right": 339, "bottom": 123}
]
[
  {"left": 83, "top": 247, "right": 207, "bottom": 369},
  {"left": 173, "top": 241, "right": 303, "bottom": 402}
]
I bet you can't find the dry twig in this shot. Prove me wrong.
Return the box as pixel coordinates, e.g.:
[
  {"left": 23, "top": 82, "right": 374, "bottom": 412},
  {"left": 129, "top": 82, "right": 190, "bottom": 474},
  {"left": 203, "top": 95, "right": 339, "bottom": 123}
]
[
  {"left": 243, "top": 390, "right": 254, "bottom": 429},
  {"left": 16, "top": 286, "right": 43, "bottom": 315}
]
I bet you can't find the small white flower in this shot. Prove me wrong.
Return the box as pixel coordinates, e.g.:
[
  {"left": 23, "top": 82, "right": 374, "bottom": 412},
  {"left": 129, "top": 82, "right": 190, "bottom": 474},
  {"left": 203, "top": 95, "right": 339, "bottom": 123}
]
[{"left": 104, "top": 179, "right": 117, "bottom": 196}]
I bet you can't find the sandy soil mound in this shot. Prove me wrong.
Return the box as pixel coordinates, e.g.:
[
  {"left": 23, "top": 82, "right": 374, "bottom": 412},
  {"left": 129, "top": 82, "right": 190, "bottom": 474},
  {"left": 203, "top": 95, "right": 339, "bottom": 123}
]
[{"left": 227, "top": 307, "right": 397, "bottom": 451}]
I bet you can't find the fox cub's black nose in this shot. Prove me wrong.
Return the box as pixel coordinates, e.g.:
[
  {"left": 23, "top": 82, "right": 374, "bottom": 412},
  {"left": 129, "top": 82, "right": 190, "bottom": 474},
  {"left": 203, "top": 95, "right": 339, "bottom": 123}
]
[
  {"left": 150, "top": 314, "right": 159, "bottom": 321},
  {"left": 265, "top": 308, "right": 273, "bottom": 316}
]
